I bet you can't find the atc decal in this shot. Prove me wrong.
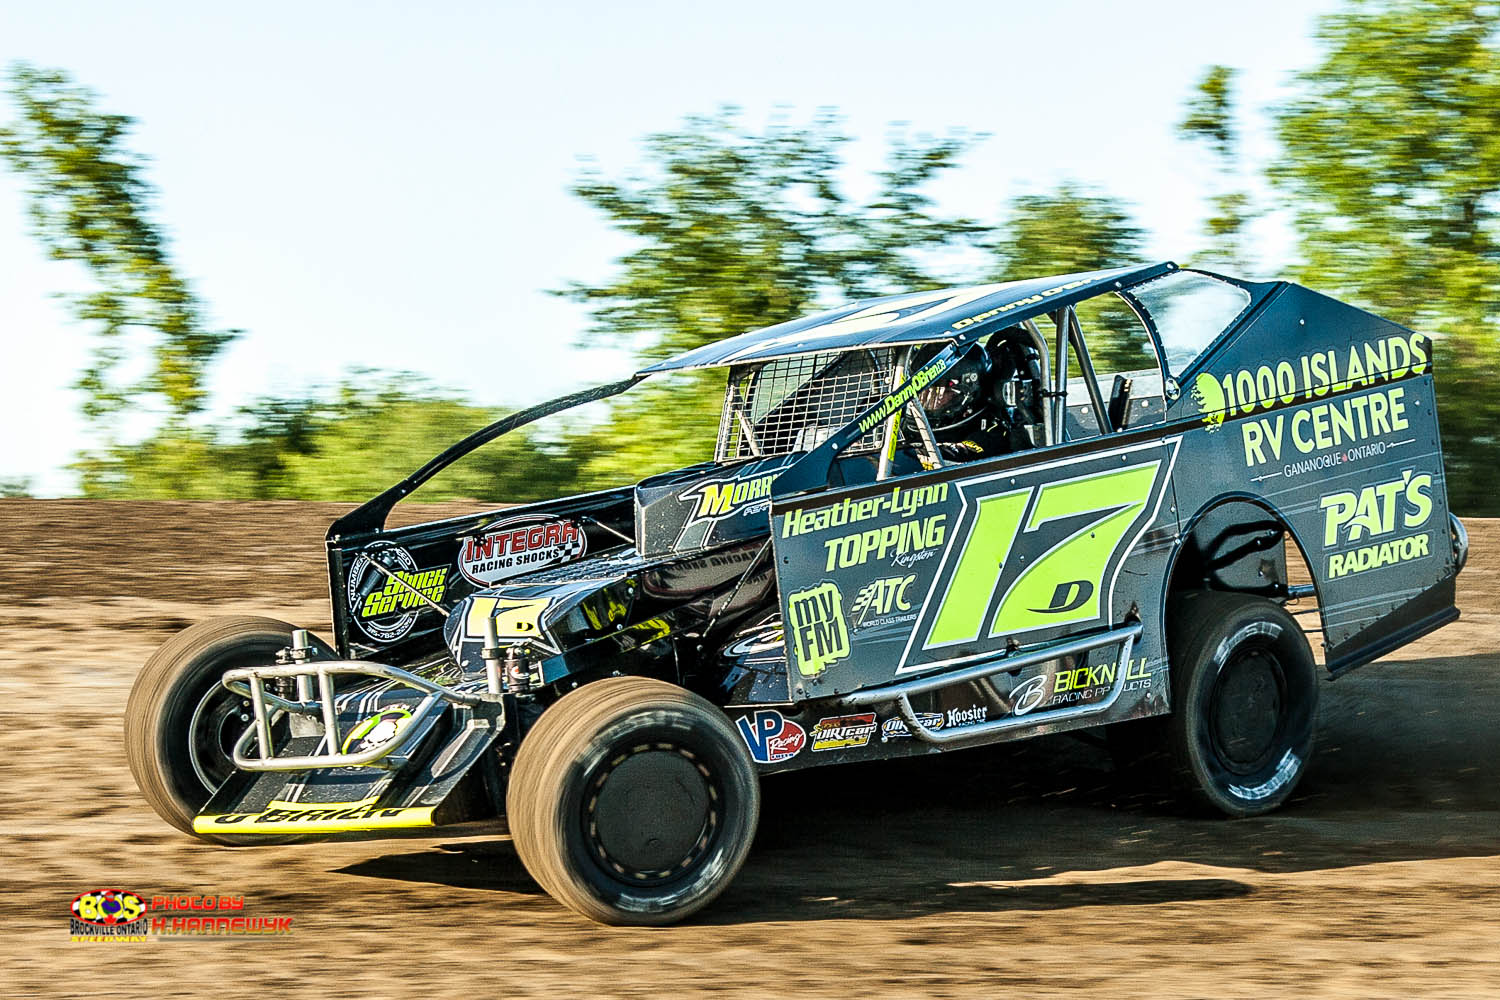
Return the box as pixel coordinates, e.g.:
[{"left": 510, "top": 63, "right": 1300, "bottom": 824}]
[
  {"left": 735, "top": 710, "right": 806, "bottom": 764},
  {"left": 458, "top": 515, "right": 587, "bottom": 587}
]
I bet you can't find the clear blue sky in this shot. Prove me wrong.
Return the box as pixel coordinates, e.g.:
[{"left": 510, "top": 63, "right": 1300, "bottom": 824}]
[{"left": 0, "top": 0, "right": 1340, "bottom": 495}]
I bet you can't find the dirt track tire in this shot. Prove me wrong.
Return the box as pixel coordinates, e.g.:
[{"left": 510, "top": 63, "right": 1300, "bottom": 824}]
[
  {"left": 124, "top": 616, "right": 330, "bottom": 845},
  {"left": 1160, "top": 592, "right": 1319, "bottom": 817},
  {"left": 506, "top": 676, "right": 760, "bottom": 926}
]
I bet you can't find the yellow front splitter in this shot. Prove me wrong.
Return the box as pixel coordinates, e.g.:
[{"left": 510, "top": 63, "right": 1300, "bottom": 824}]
[{"left": 193, "top": 797, "right": 435, "bottom": 836}]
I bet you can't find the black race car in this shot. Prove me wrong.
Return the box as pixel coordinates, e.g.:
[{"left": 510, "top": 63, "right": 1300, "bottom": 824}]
[{"left": 126, "top": 262, "right": 1468, "bottom": 924}]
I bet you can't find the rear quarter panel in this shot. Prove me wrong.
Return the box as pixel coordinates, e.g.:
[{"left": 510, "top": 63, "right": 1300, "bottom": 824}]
[{"left": 1169, "top": 283, "right": 1459, "bottom": 671}]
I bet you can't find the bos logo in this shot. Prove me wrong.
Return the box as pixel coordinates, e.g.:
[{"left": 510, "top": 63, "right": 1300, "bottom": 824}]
[
  {"left": 735, "top": 710, "right": 807, "bottom": 764},
  {"left": 786, "top": 582, "right": 851, "bottom": 677},
  {"left": 71, "top": 890, "right": 147, "bottom": 926}
]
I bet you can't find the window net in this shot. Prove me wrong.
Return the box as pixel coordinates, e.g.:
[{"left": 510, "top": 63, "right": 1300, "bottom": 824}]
[{"left": 716, "top": 349, "right": 896, "bottom": 461}]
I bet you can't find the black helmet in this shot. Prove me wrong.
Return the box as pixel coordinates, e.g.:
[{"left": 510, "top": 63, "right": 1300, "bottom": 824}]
[{"left": 916, "top": 344, "right": 991, "bottom": 432}]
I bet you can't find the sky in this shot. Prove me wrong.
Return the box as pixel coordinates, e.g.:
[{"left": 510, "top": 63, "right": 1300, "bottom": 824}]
[{"left": 0, "top": 0, "right": 1343, "bottom": 495}]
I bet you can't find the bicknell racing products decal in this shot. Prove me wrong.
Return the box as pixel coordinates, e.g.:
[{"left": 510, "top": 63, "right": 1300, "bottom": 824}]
[{"left": 458, "top": 515, "right": 586, "bottom": 587}]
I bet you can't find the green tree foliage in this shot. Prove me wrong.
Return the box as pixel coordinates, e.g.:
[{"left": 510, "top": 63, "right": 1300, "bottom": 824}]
[
  {"left": 1179, "top": 65, "right": 1254, "bottom": 271},
  {"left": 0, "top": 63, "right": 235, "bottom": 425},
  {"left": 1272, "top": 0, "right": 1500, "bottom": 514},
  {"left": 561, "top": 108, "right": 984, "bottom": 362},
  {"left": 76, "top": 376, "right": 575, "bottom": 503},
  {"left": 558, "top": 107, "right": 990, "bottom": 483},
  {"left": 987, "top": 183, "right": 1153, "bottom": 370}
]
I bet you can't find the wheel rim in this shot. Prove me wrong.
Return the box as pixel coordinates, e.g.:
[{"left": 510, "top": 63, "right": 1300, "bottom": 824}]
[
  {"left": 1209, "top": 646, "right": 1287, "bottom": 775},
  {"left": 583, "top": 743, "right": 722, "bottom": 886},
  {"left": 187, "top": 685, "right": 255, "bottom": 792}
]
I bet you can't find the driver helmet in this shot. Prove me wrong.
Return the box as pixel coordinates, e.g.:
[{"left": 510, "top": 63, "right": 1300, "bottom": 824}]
[{"left": 916, "top": 344, "right": 992, "bottom": 432}]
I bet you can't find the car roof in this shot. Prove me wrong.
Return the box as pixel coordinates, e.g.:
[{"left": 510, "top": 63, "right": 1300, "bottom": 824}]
[{"left": 639, "top": 261, "right": 1178, "bottom": 373}]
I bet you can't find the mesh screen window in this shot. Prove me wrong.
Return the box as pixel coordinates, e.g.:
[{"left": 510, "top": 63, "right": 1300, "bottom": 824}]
[{"left": 718, "top": 349, "right": 895, "bottom": 460}]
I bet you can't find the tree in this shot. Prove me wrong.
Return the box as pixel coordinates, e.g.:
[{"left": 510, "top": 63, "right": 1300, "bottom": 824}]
[
  {"left": 559, "top": 108, "right": 989, "bottom": 482},
  {"left": 76, "top": 374, "right": 579, "bottom": 503},
  {"left": 1178, "top": 65, "right": 1254, "bottom": 271},
  {"left": 988, "top": 183, "right": 1153, "bottom": 370},
  {"left": 0, "top": 63, "right": 235, "bottom": 426},
  {"left": 1271, "top": 0, "right": 1500, "bottom": 514}
]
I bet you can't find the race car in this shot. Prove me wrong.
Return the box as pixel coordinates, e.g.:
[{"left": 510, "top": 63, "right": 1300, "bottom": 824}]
[{"left": 125, "top": 261, "right": 1469, "bottom": 925}]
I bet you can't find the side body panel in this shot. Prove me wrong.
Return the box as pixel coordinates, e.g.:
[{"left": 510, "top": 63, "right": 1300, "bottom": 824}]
[
  {"left": 765, "top": 435, "right": 1181, "bottom": 758},
  {"left": 1169, "top": 284, "right": 1458, "bottom": 672},
  {"left": 328, "top": 488, "right": 636, "bottom": 660}
]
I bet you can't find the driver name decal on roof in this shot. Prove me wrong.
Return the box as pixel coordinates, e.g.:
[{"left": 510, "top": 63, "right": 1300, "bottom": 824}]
[{"left": 719, "top": 285, "right": 1008, "bottom": 364}]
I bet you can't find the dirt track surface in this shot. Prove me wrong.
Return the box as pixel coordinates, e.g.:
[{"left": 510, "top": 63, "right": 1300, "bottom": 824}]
[{"left": 2, "top": 499, "right": 1497, "bottom": 998}]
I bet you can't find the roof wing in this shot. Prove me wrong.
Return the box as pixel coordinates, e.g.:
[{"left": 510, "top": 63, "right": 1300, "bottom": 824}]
[{"left": 640, "top": 262, "right": 1178, "bottom": 374}]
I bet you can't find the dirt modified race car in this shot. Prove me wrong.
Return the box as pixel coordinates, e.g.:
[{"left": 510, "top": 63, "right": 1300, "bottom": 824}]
[{"left": 126, "top": 261, "right": 1469, "bottom": 924}]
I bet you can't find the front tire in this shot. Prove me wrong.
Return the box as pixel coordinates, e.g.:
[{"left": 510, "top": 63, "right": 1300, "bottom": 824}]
[
  {"left": 1163, "top": 592, "right": 1319, "bottom": 816},
  {"left": 506, "top": 677, "right": 760, "bottom": 925},
  {"left": 124, "top": 616, "right": 329, "bottom": 844}
]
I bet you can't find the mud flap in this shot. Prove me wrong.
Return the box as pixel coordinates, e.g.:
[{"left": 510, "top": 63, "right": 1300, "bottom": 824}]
[{"left": 193, "top": 704, "right": 505, "bottom": 836}]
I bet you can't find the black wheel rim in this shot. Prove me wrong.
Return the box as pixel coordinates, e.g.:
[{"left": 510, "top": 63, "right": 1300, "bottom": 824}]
[
  {"left": 1209, "top": 645, "right": 1288, "bottom": 775},
  {"left": 582, "top": 742, "right": 722, "bottom": 887},
  {"left": 187, "top": 685, "right": 255, "bottom": 792}
]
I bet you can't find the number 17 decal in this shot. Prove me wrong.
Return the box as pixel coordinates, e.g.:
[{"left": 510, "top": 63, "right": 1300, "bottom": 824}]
[{"left": 913, "top": 445, "right": 1175, "bottom": 663}]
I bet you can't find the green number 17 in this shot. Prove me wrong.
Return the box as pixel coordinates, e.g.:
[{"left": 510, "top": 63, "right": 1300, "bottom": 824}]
[{"left": 925, "top": 461, "right": 1162, "bottom": 647}]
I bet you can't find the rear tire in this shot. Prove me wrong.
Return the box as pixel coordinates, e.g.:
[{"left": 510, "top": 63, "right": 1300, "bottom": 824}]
[
  {"left": 506, "top": 677, "right": 760, "bottom": 925},
  {"left": 1162, "top": 592, "right": 1318, "bottom": 816},
  {"left": 124, "top": 616, "right": 331, "bottom": 844}
]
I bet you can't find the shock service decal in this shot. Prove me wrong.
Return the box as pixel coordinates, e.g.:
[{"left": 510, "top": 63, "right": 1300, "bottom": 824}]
[{"left": 347, "top": 544, "right": 449, "bottom": 644}]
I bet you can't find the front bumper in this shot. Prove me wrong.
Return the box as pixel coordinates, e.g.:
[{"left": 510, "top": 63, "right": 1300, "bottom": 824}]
[{"left": 192, "top": 654, "right": 509, "bottom": 837}]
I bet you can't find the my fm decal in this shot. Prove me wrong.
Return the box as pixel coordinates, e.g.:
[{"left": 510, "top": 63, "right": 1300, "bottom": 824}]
[
  {"left": 786, "top": 581, "right": 850, "bottom": 677},
  {"left": 735, "top": 710, "right": 806, "bottom": 764},
  {"left": 458, "top": 516, "right": 586, "bottom": 587},
  {"left": 347, "top": 544, "right": 448, "bottom": 643}
]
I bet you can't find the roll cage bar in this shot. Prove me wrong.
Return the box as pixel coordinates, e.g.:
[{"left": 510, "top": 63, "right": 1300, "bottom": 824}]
[{"left": 331, "top": 261, "right": 1265, "bottom": 536}]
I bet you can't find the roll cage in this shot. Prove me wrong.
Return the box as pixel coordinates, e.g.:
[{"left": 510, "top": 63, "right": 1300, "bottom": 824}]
[{"left": 329, "top": 261, "right": 1268, "bottom": 538}]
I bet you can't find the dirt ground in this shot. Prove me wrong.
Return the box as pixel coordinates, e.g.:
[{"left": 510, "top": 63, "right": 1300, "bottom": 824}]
[{"left": 2, "top": 499, "right": 1496, "bottom": 998}]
